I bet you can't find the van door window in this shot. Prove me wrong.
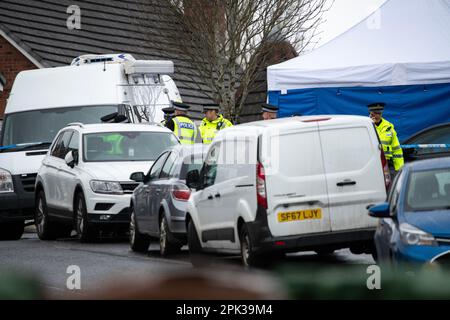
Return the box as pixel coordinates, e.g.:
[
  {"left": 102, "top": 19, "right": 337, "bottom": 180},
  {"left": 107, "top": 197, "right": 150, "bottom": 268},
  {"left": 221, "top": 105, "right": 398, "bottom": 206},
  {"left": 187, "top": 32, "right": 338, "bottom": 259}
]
[
  {"left": 203, "top": 143, "right": 220, "bottom": 188},
  {"left": 51, "top": 130, "right": 73, "bottom": 159}
]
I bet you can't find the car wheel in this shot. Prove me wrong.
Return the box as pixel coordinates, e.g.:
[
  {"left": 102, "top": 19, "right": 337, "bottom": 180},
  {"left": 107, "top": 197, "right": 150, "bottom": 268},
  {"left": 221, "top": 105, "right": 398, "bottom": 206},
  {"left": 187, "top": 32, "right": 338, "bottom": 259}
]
[
  {"left": 240, "top": 224, "right": 265, "bottom": 268},
  {"left": 75, "top": 193, "right": 97, "bottom": 243},
  {"left": 0, "top": 221, "right": 25, "bottom": 240},
  {"left": 159, "top": 215, "right": 181, "bottom": 257},
  {"left": 35, "top": 190, "right": 59, "bottom": 240},
  {"left": 187, "top": 220, "right": 210, "bottom": 267},
  {"left": 129, "top": 207, "right": 150, "bottom": 253}
]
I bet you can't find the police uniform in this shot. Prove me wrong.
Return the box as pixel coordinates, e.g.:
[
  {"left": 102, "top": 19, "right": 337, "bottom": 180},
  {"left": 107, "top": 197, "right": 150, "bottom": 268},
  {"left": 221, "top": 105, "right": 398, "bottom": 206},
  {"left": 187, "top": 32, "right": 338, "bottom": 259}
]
[
  {"left": 261, "top": 103, "right": 279, "bottom": 120},
  {"left": 368, "top": 102, "right": 404, "bottom": 172},
  {"left": 199, "top": 104, "right": 233, "bottom": 144},
  {"left": 166, "top": 102, "right": 198, "bottom": 145}
]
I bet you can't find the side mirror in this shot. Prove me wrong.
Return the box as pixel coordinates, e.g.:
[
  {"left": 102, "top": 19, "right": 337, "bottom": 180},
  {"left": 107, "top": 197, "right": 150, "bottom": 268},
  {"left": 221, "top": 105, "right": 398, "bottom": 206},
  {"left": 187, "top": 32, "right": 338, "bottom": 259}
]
[
  {"left": 186, "top": 169, "right": 200, "bottom": 189},
  {"left": 130, "top": 172, "right": 145, "bottom": 183},
  {"left": 64, "top": 151, "right": 75, "bottom": 168},
  {"left": 368, "top": 202, "right": 391, "bottom": 218}
]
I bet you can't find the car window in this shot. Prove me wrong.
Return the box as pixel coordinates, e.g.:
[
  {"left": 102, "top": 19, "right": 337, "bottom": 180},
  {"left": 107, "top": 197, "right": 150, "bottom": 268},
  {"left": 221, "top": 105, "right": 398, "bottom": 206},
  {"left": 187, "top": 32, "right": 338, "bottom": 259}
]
[
  {"left": 389, "top": 169, "right": 404, "bottom": 211},
  {"left": 148, "top": 152, "right": 169, "bottom": 181},
  {"left": 405, "top": 168, "right": 450, "bottom": 212},
  {"left": 409, "top": 126, "right": 450, "bottom": 144},
  {"left": 51, "top": 130, "right": 73, "bottom": 159},
  {"left": 160, "top": 152, "right": 177, "bottom": 179},
  {"left": 202, "top": 143, "right": 220, "bottom": 188},
  {"left": 68, "top": 131, "right": 79, "bottom": 152}
]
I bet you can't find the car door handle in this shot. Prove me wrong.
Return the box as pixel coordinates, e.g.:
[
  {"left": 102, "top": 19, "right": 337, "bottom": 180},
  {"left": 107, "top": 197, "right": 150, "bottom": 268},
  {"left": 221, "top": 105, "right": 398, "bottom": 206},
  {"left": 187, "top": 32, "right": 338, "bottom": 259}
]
[
  {"left": 337, "top": 180, "right": 356, "bottom": 187},
  {"left": 214, "top": 193, "right": 221, "bottom": 198}
]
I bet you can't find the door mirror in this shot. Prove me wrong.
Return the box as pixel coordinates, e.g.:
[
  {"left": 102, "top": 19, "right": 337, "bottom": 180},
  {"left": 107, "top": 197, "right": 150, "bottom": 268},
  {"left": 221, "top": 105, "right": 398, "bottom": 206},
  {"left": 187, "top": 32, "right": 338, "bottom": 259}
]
[
  {"left": 368, "top": 202, "right": 391, "bottom": 218},
  {"left": 130, "top": 172, "right": 145, "bottom": 183},
  {"left": 186, "top": 169, "right": 201, "bottom": 189},
  {"left": 64, "top": 151, "right": 76, "bottom": 168}
]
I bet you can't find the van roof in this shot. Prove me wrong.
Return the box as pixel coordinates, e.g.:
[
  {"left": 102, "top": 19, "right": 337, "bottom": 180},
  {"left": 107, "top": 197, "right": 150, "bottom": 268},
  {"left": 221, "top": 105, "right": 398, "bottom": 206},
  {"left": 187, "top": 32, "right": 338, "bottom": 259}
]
[
  {"left": 65, "top": 123, "right": 173, "bottom": 134},
  {"left": 239, "top": 115, "right": 372, "bottom": 130},
  {"left": 6, "top": 63, "right": 126, "bottom": 114}
]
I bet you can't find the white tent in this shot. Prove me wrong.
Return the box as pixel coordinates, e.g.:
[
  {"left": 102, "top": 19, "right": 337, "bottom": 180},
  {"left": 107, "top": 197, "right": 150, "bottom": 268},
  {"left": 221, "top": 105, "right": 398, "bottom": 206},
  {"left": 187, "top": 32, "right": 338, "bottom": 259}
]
[{"left": 268, "top": 0, "right": 450, "bottom": 91}]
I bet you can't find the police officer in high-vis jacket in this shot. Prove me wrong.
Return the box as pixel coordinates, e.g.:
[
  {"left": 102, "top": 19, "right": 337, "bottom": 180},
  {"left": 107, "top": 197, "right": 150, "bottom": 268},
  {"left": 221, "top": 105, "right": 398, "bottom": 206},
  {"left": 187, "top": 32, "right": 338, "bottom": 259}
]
[
  {"left": 165, "top": 101, "right": 199, "bottom": 145},
  {"left": 368, "top": 102, "right": 404, "bottom": 173},
  {"left": 199, "top": 104, "right": 233, "bottom": 144}
]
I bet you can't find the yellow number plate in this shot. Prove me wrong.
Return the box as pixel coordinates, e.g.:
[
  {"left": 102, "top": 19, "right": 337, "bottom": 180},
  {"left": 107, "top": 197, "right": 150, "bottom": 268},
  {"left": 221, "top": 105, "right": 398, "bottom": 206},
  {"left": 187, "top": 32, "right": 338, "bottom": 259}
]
[{"left": 278, "top": 209, "right": 322, "bottom": 223}]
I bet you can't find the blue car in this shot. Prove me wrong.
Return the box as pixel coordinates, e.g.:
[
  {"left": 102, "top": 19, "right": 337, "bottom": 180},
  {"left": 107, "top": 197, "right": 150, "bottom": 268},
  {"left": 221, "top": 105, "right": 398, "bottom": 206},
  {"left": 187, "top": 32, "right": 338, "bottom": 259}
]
[{"left": 369, "top": 157, "right": 450, "bottom": 266}]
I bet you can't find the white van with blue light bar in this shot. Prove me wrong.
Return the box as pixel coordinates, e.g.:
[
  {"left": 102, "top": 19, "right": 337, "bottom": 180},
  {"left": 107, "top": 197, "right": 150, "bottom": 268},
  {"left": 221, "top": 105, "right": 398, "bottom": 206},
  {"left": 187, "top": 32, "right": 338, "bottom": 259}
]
[{"left": 0, "top": 53, "right": 182, "bottom": 240}]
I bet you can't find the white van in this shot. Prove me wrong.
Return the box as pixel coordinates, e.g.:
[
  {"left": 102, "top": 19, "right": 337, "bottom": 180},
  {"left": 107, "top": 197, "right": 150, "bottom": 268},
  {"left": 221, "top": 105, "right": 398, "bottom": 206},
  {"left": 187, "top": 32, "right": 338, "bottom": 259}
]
[
  {"left": 0, "top": 54, "right": 181, "bottom": 240},
  {"left": 185, "top": 115, "right": 390, "bottom": 267}
]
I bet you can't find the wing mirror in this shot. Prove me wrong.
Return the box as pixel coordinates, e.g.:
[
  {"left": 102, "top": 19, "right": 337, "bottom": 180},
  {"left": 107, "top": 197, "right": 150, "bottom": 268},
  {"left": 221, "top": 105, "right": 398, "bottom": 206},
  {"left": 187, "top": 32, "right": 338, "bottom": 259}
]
[
  {"left": 130, "top": 172, "right": 145, "bottom": 183},
  {"left": 186, "top": 169, "right": 201, "bottom": 189},
  {"left": 368, "top": 202, "right": 391, "bottom": 218},
  {"left": 64, "top": 150, "right": 78, "bottom": 168}
]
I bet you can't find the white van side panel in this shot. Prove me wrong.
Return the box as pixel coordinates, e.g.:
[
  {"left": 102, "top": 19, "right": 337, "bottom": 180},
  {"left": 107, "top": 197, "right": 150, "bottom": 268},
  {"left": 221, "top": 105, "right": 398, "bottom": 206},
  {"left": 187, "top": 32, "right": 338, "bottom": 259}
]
[
  {"left": 318, "top": 124, "right": 386, "bottom": 231},
  {"left": 265, "top": 128, "right": 332, "bottom": 237}
]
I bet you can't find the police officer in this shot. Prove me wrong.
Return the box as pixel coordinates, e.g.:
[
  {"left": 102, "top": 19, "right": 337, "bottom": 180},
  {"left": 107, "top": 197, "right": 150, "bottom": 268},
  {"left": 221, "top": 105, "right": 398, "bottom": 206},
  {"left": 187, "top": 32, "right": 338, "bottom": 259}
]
[
  {"left": 261, "top": 103, "right": 279, "bottom": 120},
  {"left": 166, "top": 101, "right": 198, "bottom": 145},
  {"left": 199, "top": 104, "right": 233, "bottom": 144},
  {"left": 161, "top": 106, "right": 175, "bottom": 126},
  {"left": 100, "top": 112, "right": 129, "bottom": 154},
  {"left": 368, "top": 102, "right": 404, "bottom": 174}
]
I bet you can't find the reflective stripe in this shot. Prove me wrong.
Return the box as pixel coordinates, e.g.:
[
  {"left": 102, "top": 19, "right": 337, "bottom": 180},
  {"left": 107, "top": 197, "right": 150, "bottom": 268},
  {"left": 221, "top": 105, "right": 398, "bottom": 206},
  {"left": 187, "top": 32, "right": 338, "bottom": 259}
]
[
  {"left": 380, "top": 141, "right": 390, "bottom": 145},
  {"left": 393, "top": 154, "right": 403, "bottom": 159},
  {"left": 392, "top": 145, "right": 402, "bottom": 151},
  {"left": 384, "top": 151, "right": 393, "bottom": 155}
]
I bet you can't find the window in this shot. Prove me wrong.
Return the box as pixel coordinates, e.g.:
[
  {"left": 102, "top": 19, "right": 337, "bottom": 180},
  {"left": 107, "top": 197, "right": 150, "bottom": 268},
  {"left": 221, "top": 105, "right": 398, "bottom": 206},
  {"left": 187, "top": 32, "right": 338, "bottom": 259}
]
[
  {"left": 68, "top": 131, "right": 79, "bottom": 152},
  {"left": 51, "top": 130, "right": 73, "bottom": 159},
  {"left": 408, "top": 125, "right": 450, "bottom": 156},
  {"left": 405, "top": 168, "right": 450, "bottom": 212},
  {"left": 83, "top": 132, "right": 178, "bottom": 162},
  {"left": 147, "top": 152, "right": 169, "bottom": 181},
  {"left": 202, "top": 143, "right": 220, "bottom": 188},
  {"left": 160, "top": 152, "right": 178, "bottom": 179}
]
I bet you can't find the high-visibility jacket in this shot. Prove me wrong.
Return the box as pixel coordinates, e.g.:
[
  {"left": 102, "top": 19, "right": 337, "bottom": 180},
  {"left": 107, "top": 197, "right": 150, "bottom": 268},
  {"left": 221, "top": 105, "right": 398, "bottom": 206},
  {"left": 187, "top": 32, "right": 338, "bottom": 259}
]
[
  {"left": 199, "top": 114, "right": 233, "bottom": 144},
  {"left": 103, "top": 134, "right": 123, "bottom": 155},
  {"left": 172, "top": 116, "right": 197, "bottom": 145},
  {"left": 376, "top": 118, "right": 404, "bottom": 171}
]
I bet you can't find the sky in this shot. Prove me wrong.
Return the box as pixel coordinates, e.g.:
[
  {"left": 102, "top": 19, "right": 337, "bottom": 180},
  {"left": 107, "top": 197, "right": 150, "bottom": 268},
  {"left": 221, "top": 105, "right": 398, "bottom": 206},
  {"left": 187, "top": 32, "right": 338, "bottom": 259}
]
[{"left": 315, "top": 0, "right": 388, "bottom": 47}]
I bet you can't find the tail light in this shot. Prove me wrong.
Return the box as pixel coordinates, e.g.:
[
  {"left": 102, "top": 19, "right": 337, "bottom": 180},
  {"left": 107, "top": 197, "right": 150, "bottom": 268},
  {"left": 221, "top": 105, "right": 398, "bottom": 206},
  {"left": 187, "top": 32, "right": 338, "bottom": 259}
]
[
  {"left": 256, "top": 162, "right": 268, "bottom": 209},
  {"left": 380, "top": 146, "right": 391, "bottom": 191},
  {"left": 172, "top": 184, "right": 191, "bottom": 201}
]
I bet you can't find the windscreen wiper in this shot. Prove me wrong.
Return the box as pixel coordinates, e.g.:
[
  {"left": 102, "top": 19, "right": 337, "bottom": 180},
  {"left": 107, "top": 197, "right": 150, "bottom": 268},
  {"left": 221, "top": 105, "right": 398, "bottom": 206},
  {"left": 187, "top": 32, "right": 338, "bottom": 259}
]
[{"left": 0, "top": 142, "right": 52, "bottom": 152}]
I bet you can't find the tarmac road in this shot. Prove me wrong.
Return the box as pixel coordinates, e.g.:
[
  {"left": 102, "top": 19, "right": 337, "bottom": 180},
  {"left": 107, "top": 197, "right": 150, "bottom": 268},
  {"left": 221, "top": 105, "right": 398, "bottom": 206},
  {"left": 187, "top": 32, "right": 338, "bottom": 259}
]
[{"left": 0, "top": 228, "right": 375, "bottom": 299}]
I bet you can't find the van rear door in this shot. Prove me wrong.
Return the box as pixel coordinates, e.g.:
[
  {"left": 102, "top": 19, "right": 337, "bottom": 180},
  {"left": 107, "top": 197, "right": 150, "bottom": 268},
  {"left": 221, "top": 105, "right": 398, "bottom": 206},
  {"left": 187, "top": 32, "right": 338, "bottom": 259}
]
[
  {"left": 318, "top": 119, "right": 386, "bottom": 231},
  {"left": 264, "top": 125, "right": 331, "bottom": 237}
]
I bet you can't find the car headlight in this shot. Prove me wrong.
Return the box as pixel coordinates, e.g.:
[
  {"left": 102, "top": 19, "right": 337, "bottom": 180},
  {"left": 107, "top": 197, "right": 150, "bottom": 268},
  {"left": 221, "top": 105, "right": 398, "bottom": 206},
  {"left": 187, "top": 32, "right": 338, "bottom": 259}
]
[
  {"left": 90, "top": 180, "right": 123, "bottom": 195},
  {"left": 0, "top": 167, "right": 14, "bottom": 193},
  {"left": 399, "top": 223, "right": 437, "bottom": 246}
]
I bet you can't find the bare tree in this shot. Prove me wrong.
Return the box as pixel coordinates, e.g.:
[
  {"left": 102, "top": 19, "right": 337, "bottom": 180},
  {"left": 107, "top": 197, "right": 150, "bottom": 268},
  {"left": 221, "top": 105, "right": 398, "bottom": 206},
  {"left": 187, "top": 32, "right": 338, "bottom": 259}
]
[{"left": 134, "top": 0, "right": 329, "bottom": 122}]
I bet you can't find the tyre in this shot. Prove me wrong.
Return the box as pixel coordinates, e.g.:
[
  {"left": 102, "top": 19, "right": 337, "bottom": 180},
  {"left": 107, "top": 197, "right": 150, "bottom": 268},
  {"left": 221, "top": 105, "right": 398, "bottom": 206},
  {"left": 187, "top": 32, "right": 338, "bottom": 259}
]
[
  {"left": 159, "top": 214, "right": 182, "bottom": 257},
  {"left": 75, "top": 192, "right": 97, "bottom": 243},
  {"left": 187, "top": 220, "right": 210, "bottom": 267},
  {"left": 35, "top": 190, "right": 59, "bottom": 240},
  {"left": 240, "top": 224, "right": 265, "bottom": 268},
  {"left": 0, "top": 221, "right": 24, "bottom": 240},
  {"left": 129, "top": 206, "right": 150, "bottom": 253}
]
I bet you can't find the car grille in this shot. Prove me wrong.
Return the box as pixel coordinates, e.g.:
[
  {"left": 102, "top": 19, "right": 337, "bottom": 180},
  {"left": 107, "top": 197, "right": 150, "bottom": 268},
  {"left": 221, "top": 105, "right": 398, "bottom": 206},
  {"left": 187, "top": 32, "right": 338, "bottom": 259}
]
[
  {"left": 20, "top": 173, "right": 37, "bottom": 193},
  {"left": 120, "top": 183, "right": 139, "bottom": 194}
]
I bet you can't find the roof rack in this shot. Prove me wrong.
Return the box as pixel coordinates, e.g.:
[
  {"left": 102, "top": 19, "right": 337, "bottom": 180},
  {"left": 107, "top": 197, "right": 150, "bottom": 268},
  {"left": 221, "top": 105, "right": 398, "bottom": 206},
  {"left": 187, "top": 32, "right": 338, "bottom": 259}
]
[{"left": 66, "top": 122, "right": 84, "bottom": 128}]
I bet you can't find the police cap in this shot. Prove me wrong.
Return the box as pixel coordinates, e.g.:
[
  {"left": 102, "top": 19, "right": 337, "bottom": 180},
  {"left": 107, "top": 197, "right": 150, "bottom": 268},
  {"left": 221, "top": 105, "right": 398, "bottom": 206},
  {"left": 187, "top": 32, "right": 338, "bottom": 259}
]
[
  {"left": 171, "top": 101, "right": 191, "bottom": 111},
  {"left": 203, "top": 104, "right": 220, "bottom": 112},
  {"left": 261, "top": 103, "right": 279, "bottom": 113},
  {"left": 367, "top": 102, "right": 385, "bottom": 113}
]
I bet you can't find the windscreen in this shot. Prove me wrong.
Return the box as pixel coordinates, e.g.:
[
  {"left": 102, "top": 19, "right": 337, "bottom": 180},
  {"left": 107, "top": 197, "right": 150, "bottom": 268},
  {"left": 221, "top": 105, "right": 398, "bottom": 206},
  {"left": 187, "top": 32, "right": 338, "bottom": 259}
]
[
  {"left": 1, "top": 105, "right": 119, "bottom": 147},
  {"left": 83, "top": 131, "right": 179, "bottom": 162}
]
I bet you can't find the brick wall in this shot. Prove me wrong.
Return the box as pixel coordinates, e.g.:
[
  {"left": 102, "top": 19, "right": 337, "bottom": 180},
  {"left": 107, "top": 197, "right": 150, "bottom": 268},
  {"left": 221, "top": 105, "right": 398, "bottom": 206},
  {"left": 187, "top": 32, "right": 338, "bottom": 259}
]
[{"left": 0, "top": 35, "right": 37, "bottom": 119}]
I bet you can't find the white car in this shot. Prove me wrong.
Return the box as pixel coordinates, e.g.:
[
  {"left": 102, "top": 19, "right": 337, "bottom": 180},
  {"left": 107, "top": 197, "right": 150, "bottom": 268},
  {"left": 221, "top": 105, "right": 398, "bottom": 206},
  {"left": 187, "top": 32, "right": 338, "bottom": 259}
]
[
  {"left": 185, "top": 116, "right": 390, "bottom": 267},
  {"left": 35, "top": 123, "right": 179, "bottom": 242}
]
